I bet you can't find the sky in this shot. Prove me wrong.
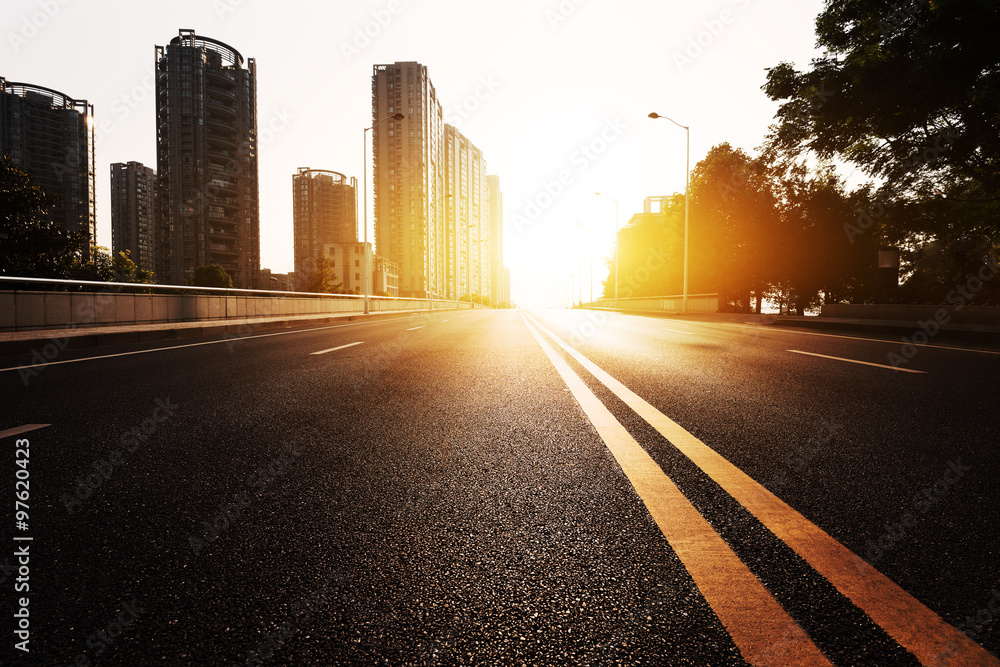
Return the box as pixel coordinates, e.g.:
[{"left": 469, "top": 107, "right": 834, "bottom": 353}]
[{"left": 3, "top": 0, "right": 830, "bottom": 307}]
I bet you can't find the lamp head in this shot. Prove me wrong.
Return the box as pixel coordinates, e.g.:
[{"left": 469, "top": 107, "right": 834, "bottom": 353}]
[{"left": 648, "top": 112, "right": 660, "bottom": 119}]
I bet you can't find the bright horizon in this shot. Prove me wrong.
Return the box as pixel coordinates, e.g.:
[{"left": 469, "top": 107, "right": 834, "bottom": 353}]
[{"left": 5, "top": 0, "right": 828, "bottom": 307}]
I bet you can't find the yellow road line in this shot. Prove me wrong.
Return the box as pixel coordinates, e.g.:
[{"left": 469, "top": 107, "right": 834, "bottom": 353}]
[
  {"left": 787, "top": 349, "right": 927, "bottom": 374},
  {"left": 521, "top": 312, "right": 831, "bottom": 666},
  {"left": 525, "top": 311, "right": 998, "bottom": 667}
]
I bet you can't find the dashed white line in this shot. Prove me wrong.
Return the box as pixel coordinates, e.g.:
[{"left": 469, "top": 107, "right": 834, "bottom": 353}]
[
  {"left": 311, "top": 342, "right": 364, "bottom": 355},
  {"left": 0, "top": 317, "right": 413, "bottom": 374},
  {"left": 0, "top": 424, "right": 51, "bottom": 440},
  {"left": 405, "top": 326, "right": 424, "bottom": 331},
  {"left": 787, "top": 349, "right": 927, "bottom": 374},
  {"left": 661, "top": 327, "right": 695, "bottom": 335}
]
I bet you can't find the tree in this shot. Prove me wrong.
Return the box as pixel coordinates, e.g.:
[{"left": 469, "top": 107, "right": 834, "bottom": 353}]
[
  {"left": 189, "top": 264, "right": 234, "bottom": 288},
  {"left": 0, "top": 155, "right": 87, "bottom": 278},
  {"left": 687, "top": 144, "right": 781, "bottom": 312},
  {"left": 302, "top": 256, "right": 342, "bottom": 294},
  {"left": 70, "top": 247, "right": 156, "bottom": 284},
  {"left": 762, "top": 0, "right": 1000, "bottom": 299}
]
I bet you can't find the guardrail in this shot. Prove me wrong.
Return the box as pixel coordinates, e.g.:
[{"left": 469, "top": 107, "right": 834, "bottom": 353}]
[{"left": 0, "top": 276, "right": 483, "bottom": 332}]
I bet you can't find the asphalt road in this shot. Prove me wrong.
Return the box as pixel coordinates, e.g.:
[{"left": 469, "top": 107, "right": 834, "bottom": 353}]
[{"left": 1, "top": 309, "right": 998, "bottom": 665}]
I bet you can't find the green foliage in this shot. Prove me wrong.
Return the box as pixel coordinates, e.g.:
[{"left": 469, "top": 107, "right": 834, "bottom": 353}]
[
  {"left": 71, "top": 247, "right": 156, "bottom": 284},
  {"left": 302, "top": 256, "right": 343, "bottom": 294},
  {"left": 0, "top": 155, "right": 88, "bottom": 278},
  {"left": 189, "top": 264, "right": 234, "bottom": 289}
]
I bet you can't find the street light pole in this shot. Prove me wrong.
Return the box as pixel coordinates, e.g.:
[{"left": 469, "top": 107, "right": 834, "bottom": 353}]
[
  {"left": 648, "top": 112, "right": 690, "bottom": 314},
  {"left": 595, "top": 192, "right": 619, "bottom": 309},
  {"left": 363, "top": 112, "right": 404, "bottom": 314}
]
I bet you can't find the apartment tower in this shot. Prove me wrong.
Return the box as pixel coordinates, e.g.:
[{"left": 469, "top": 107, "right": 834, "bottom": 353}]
[
  {"left": 371, "top": 61, "right": 445, "bottom": 298},
  {"left": 154, "top": 29, "right": 259, "bottom": 287},
  {"left": 0, "top": 77, "right": 96, "bottom": 250},
  {"left": 110, "top": 161, "right": 157, "bottom": 274},
  {"left": 292, "top": 167, "right": 358, "bottom": 286}
]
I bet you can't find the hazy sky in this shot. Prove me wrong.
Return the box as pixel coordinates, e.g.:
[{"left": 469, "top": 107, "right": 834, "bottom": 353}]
[{"left": 4, "top": 0, "right": 828, "bottom": 306}]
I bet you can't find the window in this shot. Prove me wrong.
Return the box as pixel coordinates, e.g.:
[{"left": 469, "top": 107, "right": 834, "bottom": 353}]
[{"left": 355, "top": 259, "right": 360, "bottom": 267}]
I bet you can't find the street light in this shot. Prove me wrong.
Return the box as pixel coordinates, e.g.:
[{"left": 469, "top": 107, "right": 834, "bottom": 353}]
[
  {"left": 648, "top": 112, "right": 690, "bottom": 314},
  {"left": 363, "top": 112, "right": 405, "bottom": 314},
  {"left": 595, "top": 192, "right": 619, "bottom": 309}
]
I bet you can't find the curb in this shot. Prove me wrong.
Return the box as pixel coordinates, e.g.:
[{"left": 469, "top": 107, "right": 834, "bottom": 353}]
[{"left": 0, "top": 310, "right": 434, "bottom": 357}]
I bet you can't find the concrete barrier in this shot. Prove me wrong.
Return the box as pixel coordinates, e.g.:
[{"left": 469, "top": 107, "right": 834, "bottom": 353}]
[
  {"left": 0, "top": 290, "right": 477, "bottom": 332},
  {"left": 820, "top": 304, "right": 1000, "bottom": 325},
  {"left": 585, "top": 293, "right": 720, "bottom": 314}
]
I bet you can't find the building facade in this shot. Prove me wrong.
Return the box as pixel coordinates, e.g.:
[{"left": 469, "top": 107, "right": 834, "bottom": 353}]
[
  {"left": 110, "top": 161, "right": 157, "bottom": 274},
  {"left": 293, "top": 168, "right": 357, "bottom": 289},
  {"left": 487, "top": 174, "right": 503, "bottom": 307},
  {"left": 372, "top": 61, "right": 446, "bottom": 298},
  {"left": 373, "top": 254, "right": 399, "bottom": 297},
  {"left": 442, "top": 124, "right": 491, "bottom": 301},
  {"left": 0, "top": 77, "right": 96, "bottom": 250},
  {"left": 154, "top": 29, "right": 260, "bottom": 288},
  {"left": 320, "top": 242, "right": 372, "bottom": 294}
]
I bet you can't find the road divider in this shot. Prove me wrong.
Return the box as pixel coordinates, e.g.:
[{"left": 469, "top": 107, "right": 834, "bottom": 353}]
[
  {"left": 523, "top": 310, "right": 998, "bottom": 666},
  {"left": 521, "top": 311, "right": 831, "bottom": 666}
]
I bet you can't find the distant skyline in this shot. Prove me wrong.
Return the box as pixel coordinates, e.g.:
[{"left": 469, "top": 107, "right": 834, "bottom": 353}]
[{"left": 4, "top": 0, "right": 828, "bottom": 306}]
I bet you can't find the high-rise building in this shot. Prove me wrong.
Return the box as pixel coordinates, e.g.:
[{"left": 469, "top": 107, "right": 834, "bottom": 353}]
[
  {"left": 372, "top": 61, "right": 446, "bottom": 298},
  {"left": 293, "top": 168, "right": 357, "bottom": 287},
  {"left": 0, "top": 77, "right": 96, "bottom": 250},
  {"left": 154, "top": 29, "right": 259, "bottom": 288},
  {"left": 487, "top": 174, "right": 503, "bottom": 307},
  {"left": 443, "top": 124, "right": 490, "bottom": 301},
  {"left": 110, "top": 161, "right": 157, "bottom": 274}
]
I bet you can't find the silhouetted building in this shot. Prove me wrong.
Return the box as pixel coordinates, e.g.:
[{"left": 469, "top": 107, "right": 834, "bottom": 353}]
[
  {"left": 0, "top": 77, "right": 96, "bottom": 250},
  {"left": 443, "top": 124, "right": 490, "bottom": 300},
  {"left": 372, "top": 61, "right": 446, "bottom": 298},
  {"left": 293, "top": 168, "right": 357, "bottom": 288},
  {"left": 110, "top": 161, "right": 157, "bottom": 274},
  {"left": 154, "top": 29, "right": 259, "bottom": 288}
]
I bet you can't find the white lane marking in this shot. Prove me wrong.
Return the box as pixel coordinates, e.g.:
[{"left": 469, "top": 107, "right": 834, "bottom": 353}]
[
  {"left": 405, "top": 326, "right": 424, "bottom": 331},
  {"left": 787, "top": 349, "right": 927, "bottom": 374},
  {"left": 0, "top": 317, "right": 413, "bottom": 374},
  {"left": 661, "top": 327, "right": 695, "bottom": 335},
  {"left": 717, "top": 322, "right": 1000, "bottom": 355},
  {"left": 0, "top": 424, "right": 51, "bottom": 439},
  {"left": 311, "top": 342, "right": 364, "bottom": 355},
  {"left": 525, "top": 311, "right": 993, "bottom": 665},
  {"left": 521, "top": 312, "right": 830, "bottom": 665},
  {"left": 440, "top": 320, "right": 449, "bottom": 323}
]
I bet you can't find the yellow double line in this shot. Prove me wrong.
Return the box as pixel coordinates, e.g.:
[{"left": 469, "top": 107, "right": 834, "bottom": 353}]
[{"left": 521, "top": 311, "right": 997, "bottom": 666}]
